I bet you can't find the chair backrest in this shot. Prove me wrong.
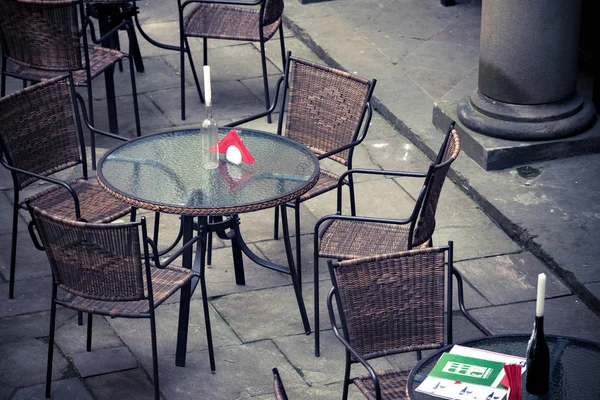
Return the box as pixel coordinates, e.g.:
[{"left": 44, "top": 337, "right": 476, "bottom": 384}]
[
  {"left": 272, "top": 368, "right": 288, "bottom": 400},
  {"left": 27, "top": 203, "right": 147, "bottom": 302},
  {"left": 328, "top": 246, "right": 452, "bottom": 362},
  {"left": 0, "top": 75, "right": 84, "bottom": 190},
  {"left": 0, "top": 0, "right": 84, "bottom": 71},
  {"left": 411, "top": 125, "right": 460, "bottom": 247},
  {"left": 262, "top": 0, "right": 284, "bottom": 27},
  {"left": 281, "top": 57, "right": 374, "bottom": 166}
]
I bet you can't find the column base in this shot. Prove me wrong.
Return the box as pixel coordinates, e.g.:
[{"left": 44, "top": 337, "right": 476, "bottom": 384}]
[{"left": 458, "top": 91, "right": 597, "bottom": 140}]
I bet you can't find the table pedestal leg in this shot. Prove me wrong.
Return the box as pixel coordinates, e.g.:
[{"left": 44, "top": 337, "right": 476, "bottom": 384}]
[{"left": 175, "top": 215, "right": 194, "bottom": 367}]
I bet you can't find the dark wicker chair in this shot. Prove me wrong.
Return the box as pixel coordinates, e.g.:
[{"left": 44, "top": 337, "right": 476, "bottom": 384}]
[
  {"left": 177, "top": 0, "right": 286, "bottom": 121},
  {"left": 26, "top": 204, "right": 214, "bottom": 399},
  {"left": 327, "top": 243, "right": 475, "bottom": 400},
  {"left": 0, "top": 0, "right": 141, "bottom": 169},
  {"left": 272, "top": 368, "right": 289, "bottom": 400},
  {"left": 313, "top": 122, "right": 490, "bottom": 356},
  {"left": 228, "top": 53, "right": 376, "bottom": 287},
  {"left": 0, "top": 75, "right": 133, "bottom": 300}
]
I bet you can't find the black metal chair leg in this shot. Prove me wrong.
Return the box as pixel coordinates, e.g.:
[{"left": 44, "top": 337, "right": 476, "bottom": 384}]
[
  {"left": 86, "top": 313, "right": 93, "bottom": 351},
  {"left": 348, "top": 177, "right": 357, "bottom": 216},
  {"left": 199, "top": 262, "right": 216, "bottom": 371},
  {"left": 153, "top": 211, "right": 160, "bottom": 246},
  {"left": 125, "top": 15, "right": 145, "bottom": 73},
  {"left": 273, "top": 205, "right": 280, "bottom": 240},
  {"left": 1, "top": 56, "right": 6, "bottom": 97},
  {"left": 104, "top": 67, "right": 119, "bottom": 134},
  {"left": 78, "top": 311, "right": 83, "bottom": 326},
  {"left": 279, "top": 24, "right": 286, "bottom": 70},
  {"left": 280, "top": 207, "right": 310, "bottom": 335},
  {"left": 185, "top": 37, "right": 204, "bottom": 104},
  {"left": 8, "top": 197, "right": 19, "bottom": 299},
  {"left": 294, "top": 203, "right": 302, "bottom": 290},
  {"left": 128, "top": 54, "right": 142, "bottom": 137},
  {"left": 313, "top": 238, "right": 320, "bottom": 357},
  {"left": 259, "top": 40, "right": 272, "bottom": 124},
  {"left": 341, "top": 353, "right": 351, "bottom": 400},
  {"left": 45, "top": 286, "right": 57, "bottom": 399},
  {"left": 149, "top": 311, "right": 160, "bottom": 400},
  {"left": 179, "top": 20, "right": 186, "bottom": 120}
]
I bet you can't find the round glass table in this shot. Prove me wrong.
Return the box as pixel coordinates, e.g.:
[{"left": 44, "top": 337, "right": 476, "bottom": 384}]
[
  {"left": 97, "top": 127, "right": 319, "bottom": 367},
  {"left": 407, "top": 334, "right": 600, "bottom": 400}
]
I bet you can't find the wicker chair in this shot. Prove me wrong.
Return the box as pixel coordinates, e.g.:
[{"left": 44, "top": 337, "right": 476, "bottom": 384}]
[
  {"left": 0, "top": 75, "right": 134, "bottom": 300},
  {"left": 272, "top": 368, "right": 289, "bottom": 400},
  {"left": 177, "top": 0, "right": 286, "bottom": 121},
  {"left": 327, "top": 243, "right": 469, "bottom": 400},
  {"left": 313, "top": 122, "right": 491, "bottom": 356},
  {"left": 0, "top": 0, "right": 141, "bottom": 169},
  {"left": 26, "top": 204, "right": 214, "bottom": 399},
  {"left": 229, "top": 53, "right": 376, "bottom": 287}
]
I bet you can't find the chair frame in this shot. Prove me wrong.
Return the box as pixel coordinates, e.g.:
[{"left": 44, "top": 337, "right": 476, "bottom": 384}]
[
  {"left": 0, "top": 0, "right": 141, "bottom": 169},
  {"left": 228, "top": 52, "right": 376, "bottom": 286},
  {"left": 177, "top": 0, "right": 286, "bottom": 121},
  {"left": 0, "top": 75, "right": 132, "bottom": 300},
  {"left": 327, "top": 242, "right": 467, "bottom": 400},
  {"left": 26, "top": 207, "right": 212, "bottom": 399},
  {"left": 313, "top": 122, "right": 491, "bottom": 357},
  {"left": 272, "top": 367, "right": 289, "bottom": 400}
]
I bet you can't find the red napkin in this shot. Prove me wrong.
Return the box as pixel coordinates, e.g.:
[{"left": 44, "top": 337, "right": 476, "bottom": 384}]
[
  {"left": 210, "top": 129, "right": 255, "bottom": 164},
  {"left": 503, "top": 364, "right": 522, "bottom": 400}
]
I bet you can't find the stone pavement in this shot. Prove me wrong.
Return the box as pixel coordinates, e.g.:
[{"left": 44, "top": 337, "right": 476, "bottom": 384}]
[{"left": 1, "top": 0, "right": 599, "bottom": 399}]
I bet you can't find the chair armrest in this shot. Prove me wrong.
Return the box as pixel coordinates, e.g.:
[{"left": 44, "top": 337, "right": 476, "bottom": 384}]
[
  {"left": 27, "top": 219, "right": 45, "bottom": 251},
  {"left": 327, "top": 288, "right": 382, "bottom": 399},
  {"left": 335, "top": 168, "right": 427, "bottom": 213},
  {"left": 147, "top": 234, "right": 204, "bottom": 269},
  {"left": 74, "top": 93, "right": 128, "bottom": 142},
  {"left": 0, "top": 158, "right": 82, "bottom": 218},
  {"left": 227, "top": 76, "right": 284, "bottom": 128}
]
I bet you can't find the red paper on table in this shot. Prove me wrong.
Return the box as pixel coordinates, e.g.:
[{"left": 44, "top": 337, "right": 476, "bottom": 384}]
[
  {"left": 210, "top": 129, "right": 255, "bottom": 164},
  {"left": 503, "top": 364, "right": 523, "bottom": 400}
]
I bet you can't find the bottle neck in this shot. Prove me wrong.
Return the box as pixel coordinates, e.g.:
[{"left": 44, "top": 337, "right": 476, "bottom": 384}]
[
  {"left": 534, "top": 316, "right": 544, "bottom": 334},
  {"left": 205, "top": 104, "right": 213, "bottom": 119}
]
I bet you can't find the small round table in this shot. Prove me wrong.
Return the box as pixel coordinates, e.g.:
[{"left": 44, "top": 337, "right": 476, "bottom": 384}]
[
  {"left": 407, "top": 334, "right": 600, "bottom": 400},
  {"left": 97, "top": 127, "right": 319, "bottom": 366}
]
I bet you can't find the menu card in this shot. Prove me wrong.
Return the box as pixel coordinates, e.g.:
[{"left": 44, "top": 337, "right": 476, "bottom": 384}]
[{"left": 415, "top": 345, "right": 526, "bottom": 400}]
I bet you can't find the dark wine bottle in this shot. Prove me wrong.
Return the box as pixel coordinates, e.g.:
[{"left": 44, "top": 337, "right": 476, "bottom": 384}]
[{"left": 525, "top": 316, "right": 550, "bottom": 395}]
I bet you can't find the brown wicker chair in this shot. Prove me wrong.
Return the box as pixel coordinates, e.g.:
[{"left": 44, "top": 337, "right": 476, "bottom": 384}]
[
  {"left": 177, "top": 0, "right": 286, "bottom": 121},
  {"left": 313, "top": 122, "right": 490, "bottom": 357},
  {"left": 26, "top": 204, "right": 214, "bottom": 399},
  {"left": 0, "top": 75, "right": 134, "bottom": 300},
  {"left": 0, "top": 0, "right": 141, "bottom": 169},
  {"left": 272, "top": 367, "right": 289, "bottom": 400},
  {"left": 228, "top": 52, "right": 376, "bottom": 289},
  {"left": 327, "top": 243, "right": 465, "bottom": 400}
]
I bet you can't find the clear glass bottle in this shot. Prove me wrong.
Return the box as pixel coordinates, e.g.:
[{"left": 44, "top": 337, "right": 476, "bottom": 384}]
[
  {"left": 200, "top": 103, "right": 219, "bottom": 169},
  {"left": 525, "top": 315, "right": 550, "bottom": 395}
]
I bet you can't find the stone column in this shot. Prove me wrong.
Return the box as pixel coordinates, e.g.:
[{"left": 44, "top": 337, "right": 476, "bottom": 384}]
[{"left": 458, "top": 0, "right": 596, "bottom": 140}]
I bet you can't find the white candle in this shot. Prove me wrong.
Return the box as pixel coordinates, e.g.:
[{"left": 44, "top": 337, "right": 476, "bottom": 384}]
[
  {"left": 535, "top": 273, "right": 546, "bottom": 317},
  {"left": 203, "top": 65, "right": 212, "bottom": 106}
]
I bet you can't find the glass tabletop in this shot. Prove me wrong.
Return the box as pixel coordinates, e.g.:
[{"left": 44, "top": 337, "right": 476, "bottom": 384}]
[
  {"left": 408, "top": 334, "right": 600, "bottom": 400},
  {"left": 97, "top": 128, "right": 320, "bottom": 215}
]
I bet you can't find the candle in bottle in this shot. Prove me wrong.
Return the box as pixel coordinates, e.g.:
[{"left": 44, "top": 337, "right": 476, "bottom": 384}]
[
  {"left": 535, "top": 273, "right": 546, "bottom": 317},
  {"left": 203, "top": 65, "right": 212, "bottom": 106},
  {"left": 200, "top": 65, "right": 218, "bottom": 169}
]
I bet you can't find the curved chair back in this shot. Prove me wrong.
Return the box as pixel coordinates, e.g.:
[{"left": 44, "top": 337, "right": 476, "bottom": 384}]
[
  {"left": 412, "top": 126, "right": 460, "bottom": 247},
  {"left": 28, "top": 204, "right": 146, "bottom": 302},
  {"left": 262, "top": 0, "right": 284, "bottom": 26},
  {"left": 0, "top": 75, "right": 84, "bottom": 190},
  {"left": 328, "top": 246, "right": 451, "bottom": 362},
  {"left": 0, "top": 0, "right": 84, "bottom": 71},
  {"left": 282, "top": 57, "right": 374, "bottom": 166}
]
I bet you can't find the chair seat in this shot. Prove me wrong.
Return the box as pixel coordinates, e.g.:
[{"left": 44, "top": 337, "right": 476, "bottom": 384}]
[
  {"left": 21, "top": 179, "right": 132, "bottom": 223},
  {"left": 7, "top": 46, "right": 124, "bottom": 85},
  {"left": 183, "top": 3, "right": 280, "bottom": 41},
  {"left": 59, "top": 265, "right": 194, "bottom": 318},
  {"left": 318, "top": 219, "right": 416, "bottom": 260},
  {"left": 354, "top": 368, "right": 411, "bottom": 400},
  {"left": 296, "top": 169, "right": 339, "bottom": 202}
]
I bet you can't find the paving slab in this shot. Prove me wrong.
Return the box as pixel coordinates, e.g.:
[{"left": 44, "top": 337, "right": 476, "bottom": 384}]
[
  {"left": 0, "top": 232, "right": 51, "bottom": 285},
  {"left": 12, "top": 378, "right": 93, "bottom": 400},
  {"left": 0, "top": 382, "right": 16, "bottom": 399},
  {"left": 469, "top": 295, "right": 600, "bottom": 342},
  {"left": 70, "top": 346, "right": 138, "bottom": 378},
  {"left": 252, "top": 383, "right": 366, "bottom": 400},
  {"left": 85, "top": 368, "right": 158, "bottom": 400},
  {"left": 0, "top": 309, "right": 75, "bottom": 346},
  {"left": 0, "top": 276, "right": 53, "bottom": 318},
  {"left": 273, "top": 330, "right": 395, "bottom": 386},
  {"left": 108, "top": 299, "right": 240, "bottom": 360},
  {"left": 455, "top": 252, "right": 572, "bottom": 306},
  {"left": 0, "top": 338, "right": 71, "bottom": 387},
  {"left": 54, "top": 313, "right": 124, "bottom": 355}
]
